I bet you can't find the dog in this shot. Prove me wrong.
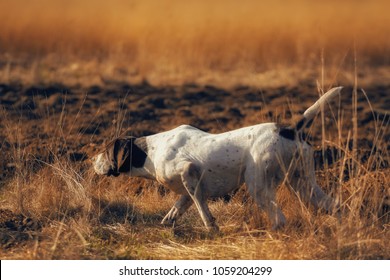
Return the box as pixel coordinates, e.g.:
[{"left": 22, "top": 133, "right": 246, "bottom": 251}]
[{"left": 93, "top": 87, "right": 342, "bottom": 231}]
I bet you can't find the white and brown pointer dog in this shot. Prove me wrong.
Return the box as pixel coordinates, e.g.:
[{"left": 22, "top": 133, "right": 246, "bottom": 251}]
[{"left": 93, "top": 87, "right": 342, "bottom": 231}]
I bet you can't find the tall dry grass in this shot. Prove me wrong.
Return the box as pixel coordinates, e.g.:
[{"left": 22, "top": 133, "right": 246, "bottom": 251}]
[
  {"left": 0, "top": 0, "right": 388, "bottom": 260},
  {"left": 0, "top": 84, "right": 388, "bottom": 259}
]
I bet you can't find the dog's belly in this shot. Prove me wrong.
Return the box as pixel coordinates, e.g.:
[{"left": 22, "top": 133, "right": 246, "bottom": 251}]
[
  {"left": 157, "top": 165, "right": 244, "bottom": 197},
  {"left": 202, "top": 170, "right": 244, "bottom": 197},
  {"left": 157, "top": 175, "right": 188, "bottom": 195}
]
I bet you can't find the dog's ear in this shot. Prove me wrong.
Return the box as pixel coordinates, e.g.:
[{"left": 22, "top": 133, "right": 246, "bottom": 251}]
[
  {"left": 105, "top": 139, "right": 118, "bottom": 165},
  {"left": 116, "top": 137, "right": 148, "bottom": 173},
  {"left": 115, "top": 138, "right": 130, "bottom": 173}
]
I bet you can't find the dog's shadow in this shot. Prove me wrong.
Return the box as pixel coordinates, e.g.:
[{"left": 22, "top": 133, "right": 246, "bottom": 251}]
[
  {"left": 171, "top": 225, "right": 220, "bottom": 240},
  {"left": 92, "top": 197, "right": 217, "bottom": 240},
  {"left": 92, "top": 197, "right": 161, "bottom": 225}
]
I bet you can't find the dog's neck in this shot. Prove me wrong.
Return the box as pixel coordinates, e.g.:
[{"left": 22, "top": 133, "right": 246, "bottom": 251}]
[
  {"left": 128, "top": 156, "right": 157, "bottom": 180},
  {"left": 124, "top": 136, "right": 157, "bottom": 180}
]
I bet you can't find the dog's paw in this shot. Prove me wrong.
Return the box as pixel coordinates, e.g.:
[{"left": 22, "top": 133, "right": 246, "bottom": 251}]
[
  {"left": 161, "top": 207, "right": 179, "bottom": 225},
  {"left": 207, "top": 223, "right": 220, "bottom": 233}
]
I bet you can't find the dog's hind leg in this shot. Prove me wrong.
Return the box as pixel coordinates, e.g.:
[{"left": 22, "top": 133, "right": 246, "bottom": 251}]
[
  {"left": 180, "top": 162, "right": 219, "bottom": 232},
  {"left": 161, "top": 194, "right": 193, "bottom": 225},
  {"left": 309, "top": 184, "right": 338, "bottom": 213},
  {"left": 289, "top": 146, "right": 338, "bottom": 213},
  {"left": 245, "top": 166, "right": 286, "bottom": 230},
  {"left": 291, "top": 177, "right": 338, "bottom": 214}
]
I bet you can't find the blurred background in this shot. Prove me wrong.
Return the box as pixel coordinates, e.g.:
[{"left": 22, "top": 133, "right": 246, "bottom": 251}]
[
  {"left": 0, "top": 0, "right": 389, "bottom": 87},
  {"left": 0, "top": 1, "right": 389, "bottom": 260}
]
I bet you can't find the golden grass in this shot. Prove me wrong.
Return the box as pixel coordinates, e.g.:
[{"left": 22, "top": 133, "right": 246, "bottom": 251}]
[
  {"left": 0, "top": 0, "right": 389, "bottom": 87},
  {"left": 0, "top": 0, "right": 388, "bottom": 260},
  {"left": 0, "top": 86, "right": 388, "bottom": 259}
]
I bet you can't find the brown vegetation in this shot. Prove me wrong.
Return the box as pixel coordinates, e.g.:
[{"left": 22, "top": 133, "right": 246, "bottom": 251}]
[{"left": 0, "top": 0, "right": 389, "bottom": 259}]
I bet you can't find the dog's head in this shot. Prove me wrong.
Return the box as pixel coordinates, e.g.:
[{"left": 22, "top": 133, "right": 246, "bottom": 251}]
[{"left": 92, "top": 137, "right": 147, "bottom": 177}]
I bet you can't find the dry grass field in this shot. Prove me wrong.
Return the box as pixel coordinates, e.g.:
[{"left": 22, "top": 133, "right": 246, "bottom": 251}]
[{"left": 0, "top": 0, "right": 389, "bottom": 259}]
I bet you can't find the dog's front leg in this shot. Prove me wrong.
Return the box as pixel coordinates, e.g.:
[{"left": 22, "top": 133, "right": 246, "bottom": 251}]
[
  {"left": 161, "top": 194, "right": 193, "bottom": 225},
  {"left": 180, "top": 162, "right": 219, "bottom": 232}
]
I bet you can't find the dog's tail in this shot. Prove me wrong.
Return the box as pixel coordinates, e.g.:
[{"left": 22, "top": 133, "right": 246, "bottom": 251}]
[{"left": 293, "top": 86, "right": 342, "bottom": 132}]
